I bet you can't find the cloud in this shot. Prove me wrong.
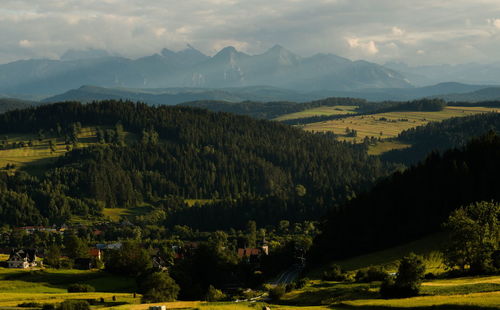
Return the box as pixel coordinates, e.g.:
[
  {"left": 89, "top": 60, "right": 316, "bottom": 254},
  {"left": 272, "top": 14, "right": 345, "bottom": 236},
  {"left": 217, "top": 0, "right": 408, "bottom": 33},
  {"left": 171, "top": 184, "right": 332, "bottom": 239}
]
[
  {"left": 346, "top": 37, "right": 379, "bottom": 55},
  {"left": 392, "top": 27, "right": 405, "bottom": 36},
  {"left": 18, "top": 39, "right": 33, "bottom": 48},
  {"left": 490, "top": 18, "right": 500, "bottom": 29},
  {"left": 0, "top": 0, "right": 499, "bottom": 65}
]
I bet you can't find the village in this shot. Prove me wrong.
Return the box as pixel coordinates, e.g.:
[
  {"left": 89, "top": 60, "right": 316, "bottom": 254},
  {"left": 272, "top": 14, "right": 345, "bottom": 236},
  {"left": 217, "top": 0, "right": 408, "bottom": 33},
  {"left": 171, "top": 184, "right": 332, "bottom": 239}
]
[{"left": 1, "top": 223, "right": 272, "bottom": 271}]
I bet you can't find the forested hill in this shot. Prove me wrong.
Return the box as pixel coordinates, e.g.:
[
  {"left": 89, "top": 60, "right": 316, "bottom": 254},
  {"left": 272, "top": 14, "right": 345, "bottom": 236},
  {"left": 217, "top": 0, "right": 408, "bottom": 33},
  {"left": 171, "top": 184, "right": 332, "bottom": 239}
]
[
  {"left": 383, "top": 112, "right": 500, "bottom": 164},
  {"left": 312, "top": 131, "right": 500, "bottom": 262},
  {"left": 0, "top": 97, "right": 38, "bottom": 113},
  {"left": 179, "top": 97, "right": 367, "bottom": 119},
  {"left": 0, "top": 101, "right": 388, "bottom": 227}
]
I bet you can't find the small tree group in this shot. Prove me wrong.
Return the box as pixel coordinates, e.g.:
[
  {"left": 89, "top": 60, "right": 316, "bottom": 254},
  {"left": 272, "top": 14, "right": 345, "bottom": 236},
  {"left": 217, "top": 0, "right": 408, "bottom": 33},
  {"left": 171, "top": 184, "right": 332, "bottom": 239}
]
[
  {"left": 140, "top": 272, "right": 180, "bottom": 303},
  {"left": 443, "top": 201, "right": 500, "bottom": 274},
  {"left": 380, "top": 253, "right": 426, "bottom": 298},
  {"left": 322, "top": 264, "right": 347, "bottom": 281},
  {"left": 355, "top": 266, "right": 389, "bottom": 283}
]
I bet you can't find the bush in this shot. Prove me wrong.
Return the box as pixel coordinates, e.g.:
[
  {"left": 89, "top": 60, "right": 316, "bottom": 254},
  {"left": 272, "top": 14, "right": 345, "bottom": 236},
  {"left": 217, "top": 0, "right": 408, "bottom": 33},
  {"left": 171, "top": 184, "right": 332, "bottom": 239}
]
[
  {"left": 205, "top": 285, "right": 226, "bottom": 301},
  {"left": 295, "top": 277, "right": 309, "bottom": 289},
  {"left": 42, "top": 304, "right": 56, "bottom": 310},
  {"left": 57, "top": 300, "right": 90, "bottom": 310},
  {"left": 268, "top": 285, "right": 286, "bottom": 301},
  {"left": 355, "top": 266, "right": 389, "bottom": 283},
  {"left": 140, "top": 272, "right": 180, "bottom": 303},
  {"left": 322, "top": 264, "right": 347, "bottom": 281},
  {"left": 424, "top": 272, "right": 436, "bottom": 280},
  {"left": 380, "top": 277, "right": 397, "bottom": 298},
  {"left": 18, "top": 302, "right": 42, "bottom": 307},
  {"left": 380, "top": 253, "right": 425, "bottom": 298},
  {"left": 67, "top": 284, "right": 95, "bottom": 293},
  {"left": 60, "top": 259, "right": 73, "bottom": 269},
  {"left": 285, "top": 282, "right": 296, "bottom": 292}
]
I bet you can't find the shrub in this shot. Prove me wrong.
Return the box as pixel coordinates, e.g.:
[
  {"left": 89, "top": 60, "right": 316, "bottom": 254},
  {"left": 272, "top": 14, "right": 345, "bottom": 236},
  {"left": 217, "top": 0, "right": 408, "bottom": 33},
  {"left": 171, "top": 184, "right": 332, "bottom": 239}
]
[
  {"left": 380, "top": 253, "right": 425, "bottom": 298},
  {"left": 424, "top": 272, "right": 436, "bottom": 280},
  {"left": 322, "top": 264, "right": 346, "bottom": 281},
  {"left": 285, "top": 282, "right": 296, "bottom": 292},
  {"left": 60, "top": 259, "right": 73, "bottom": 269},
  {"left": 268, "top": 285, "right": 286, "bottom": 301},
  {"left": 355, "top": 266, "right": 389, "bottom": 283},
  {"left": 42, "top": 304, "right": 56, "bottom": 310},
  {"left": 67, "top": 284, "right": 95, "bottom": 293},
  {"left": 380, "top": 277, "right": 397, "bottom": 298},
  {"left": 205, "top": 285, "right": 226, "bottom": 302},
  {"left": 295, "top": 277, "right": 309, "bottom": 289},
  {"left": 18, "top": 302, "right": 42, "bottom": 307},
  {"left": 57, "top": 300, "right": 90, "bottom": 310},
  {"left": 140, "top": 272, "right": 180, "bottom": 303}
]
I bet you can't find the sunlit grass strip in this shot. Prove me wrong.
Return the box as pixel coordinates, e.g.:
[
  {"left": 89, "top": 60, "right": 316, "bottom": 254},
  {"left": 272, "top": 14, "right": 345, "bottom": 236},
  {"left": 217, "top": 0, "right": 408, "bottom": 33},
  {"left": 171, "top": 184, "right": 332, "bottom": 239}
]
[
  {"left": 0, "top": 292, "right": 136, "bottom": 307},
  {"left": 303, "top": 106, "right": 500, "bottom": 141},
  {"left": 338, "top": 291, "right": 500, "bottom": 308},
  {"left": 275, "top": 105, "right": 358, "bottom": 121}
]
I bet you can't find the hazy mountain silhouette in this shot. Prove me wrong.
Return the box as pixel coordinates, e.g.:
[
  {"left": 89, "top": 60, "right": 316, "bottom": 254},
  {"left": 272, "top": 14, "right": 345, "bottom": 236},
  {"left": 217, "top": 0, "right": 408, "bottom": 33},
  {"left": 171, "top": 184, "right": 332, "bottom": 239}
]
[{"left": 0, "top": 45, "right": 411, "bottom": 97}]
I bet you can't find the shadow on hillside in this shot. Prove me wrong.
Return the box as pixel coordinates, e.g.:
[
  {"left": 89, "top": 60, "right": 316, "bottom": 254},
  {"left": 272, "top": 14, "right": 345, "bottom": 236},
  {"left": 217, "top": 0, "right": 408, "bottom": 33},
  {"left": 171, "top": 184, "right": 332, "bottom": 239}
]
[
  {"left": 2, "top": 269, "right": 136, "bottom": 292},
  {"left": 281, "top": 283, "right": 379, "bottom": 306},
  {"left": 332, "top": 303, "right": 499, "bottom": 310}
]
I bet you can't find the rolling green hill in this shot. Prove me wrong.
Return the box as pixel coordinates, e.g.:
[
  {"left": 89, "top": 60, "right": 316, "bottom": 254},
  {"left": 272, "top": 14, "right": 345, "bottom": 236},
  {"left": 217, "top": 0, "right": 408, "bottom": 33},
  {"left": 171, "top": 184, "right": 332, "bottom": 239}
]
[{"left": 0, "top": 100, "right": 388, "bottom": 227}]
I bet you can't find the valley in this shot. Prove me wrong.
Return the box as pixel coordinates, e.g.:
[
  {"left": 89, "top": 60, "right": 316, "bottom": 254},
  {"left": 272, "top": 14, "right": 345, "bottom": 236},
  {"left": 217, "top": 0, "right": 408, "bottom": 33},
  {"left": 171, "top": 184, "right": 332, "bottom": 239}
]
[{"left": 1, "top": 1, "right": 500, "bottom": 310}]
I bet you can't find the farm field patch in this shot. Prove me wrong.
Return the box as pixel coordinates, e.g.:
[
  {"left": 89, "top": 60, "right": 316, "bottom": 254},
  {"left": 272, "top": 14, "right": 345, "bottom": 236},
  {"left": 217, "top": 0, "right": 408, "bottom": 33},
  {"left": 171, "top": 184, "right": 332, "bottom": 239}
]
[{"left": 302, "top": 106, "right": 500, "bottom": 141}]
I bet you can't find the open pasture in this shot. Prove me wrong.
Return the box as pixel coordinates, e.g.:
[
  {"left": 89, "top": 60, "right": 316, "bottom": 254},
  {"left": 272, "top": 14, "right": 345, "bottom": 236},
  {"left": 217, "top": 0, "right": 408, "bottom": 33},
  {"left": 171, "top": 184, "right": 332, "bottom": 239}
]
[
  {"left": 302, "top": 106, "right": 500, "bottom": 141},
  {"left": 0, "top": 127, "right": 97, "bottom": 172},
  {"left": 274, "top": 105, "right": 358, "bottom": 121}
]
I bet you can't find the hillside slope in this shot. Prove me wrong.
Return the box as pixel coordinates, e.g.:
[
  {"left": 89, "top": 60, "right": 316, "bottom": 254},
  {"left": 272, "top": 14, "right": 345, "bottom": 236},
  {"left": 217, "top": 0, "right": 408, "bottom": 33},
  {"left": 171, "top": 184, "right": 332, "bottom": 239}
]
[
  {"left": 312, "top": 131, "right": 500, "bottom": 261},
  {"left": 0, "top": 101, "right": 388, "bottom": 227}
]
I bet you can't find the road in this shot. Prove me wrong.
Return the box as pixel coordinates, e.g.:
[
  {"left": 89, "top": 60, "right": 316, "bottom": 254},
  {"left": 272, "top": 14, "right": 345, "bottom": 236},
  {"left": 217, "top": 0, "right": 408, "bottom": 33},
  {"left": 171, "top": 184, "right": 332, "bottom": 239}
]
[{"left": 271, "top": 265, "right": 303, "bottom": 285}]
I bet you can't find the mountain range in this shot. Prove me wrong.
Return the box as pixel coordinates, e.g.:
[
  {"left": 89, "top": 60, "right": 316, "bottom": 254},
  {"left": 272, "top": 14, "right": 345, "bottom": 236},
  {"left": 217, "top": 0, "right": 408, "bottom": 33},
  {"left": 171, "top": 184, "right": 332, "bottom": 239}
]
[
  {"left": 41, "top": 82, "right": 497, "bottom": 105},
  {"left": 384, "top": 62, "right": 500, "bottom": 86},
  {"left": 0, "top": 45, "right": 411, "bottom": 97}
]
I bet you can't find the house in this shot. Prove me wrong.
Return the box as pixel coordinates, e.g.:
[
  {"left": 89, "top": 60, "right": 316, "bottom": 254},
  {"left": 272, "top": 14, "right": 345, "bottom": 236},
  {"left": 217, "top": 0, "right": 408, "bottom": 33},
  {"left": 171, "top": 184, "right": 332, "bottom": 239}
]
[
  {"left": 89, "top": 248, "right": 102, "bottom": 260},
  {"left": 96, "top": 242, "right": 122, "bottom": 251},
  {"left": 6, "top": 249, "right": 37, "bottom": 268},
  {"left": 237, "top": 245, "right": 269, "bottom": 258}
]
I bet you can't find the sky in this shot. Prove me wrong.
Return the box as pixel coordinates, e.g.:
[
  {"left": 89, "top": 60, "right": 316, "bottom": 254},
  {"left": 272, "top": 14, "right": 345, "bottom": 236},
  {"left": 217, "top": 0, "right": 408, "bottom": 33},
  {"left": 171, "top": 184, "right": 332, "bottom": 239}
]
[{"left": 1, "top": 0, "right": 500, "bottom": 65}]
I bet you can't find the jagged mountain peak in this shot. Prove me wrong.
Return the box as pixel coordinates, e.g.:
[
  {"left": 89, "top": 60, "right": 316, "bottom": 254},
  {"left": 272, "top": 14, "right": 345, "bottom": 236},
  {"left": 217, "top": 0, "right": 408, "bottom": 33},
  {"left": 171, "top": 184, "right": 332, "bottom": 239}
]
[
  {"left": 259, "top": 44, "right": 301, "bottom": 66},
  {"left": 215, "top": 46, "right": 238, "bottom": 55},
  {"left": 160, "top": 48, "right": 177, "bottom": 57},
  {"left": 212, "top": 46, "right": 249, "bottom": 63}
]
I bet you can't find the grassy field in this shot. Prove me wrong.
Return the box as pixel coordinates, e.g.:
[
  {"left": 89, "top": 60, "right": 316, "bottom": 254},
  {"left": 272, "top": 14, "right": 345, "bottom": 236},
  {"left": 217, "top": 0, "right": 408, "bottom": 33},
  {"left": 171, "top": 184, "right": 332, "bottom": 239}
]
[
  {"left": 0, "top": 127, "right": 97, "bottom": 173},
  {"left": 274, "top": 105, "right": 358, "bottom": 121},
  {"left": 0, "top": 262, "right": 497, "bottom": 310},
  {"left": 0, "top": 267, "right": 138, "bottom": 307},
  {"left": 338, "top": 290, "right": 500, "bottom": 309},
  {"left": 308, "top": 234, "right": 447, "bottom": 279},
  {"left": 302, "top": 106, "right": 500, "bottom": 142},
  {"left": 0, "top": 127, "right": 138, "bottom": 175},
  {"left": 367, "top": 140, "right": 411, "bottom": 156},
  {"left": 0, "top": 267, "right": 136, "bottom": 293},
  {"left": 107, "top": 302, "right": 331, "bottom": 310},
  {"left": 279, "top": 276, "right": 500, "bottom": 309},
  {"left": 184, "top": 199, "right": 219, "bottom": 207}
]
